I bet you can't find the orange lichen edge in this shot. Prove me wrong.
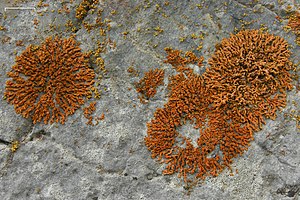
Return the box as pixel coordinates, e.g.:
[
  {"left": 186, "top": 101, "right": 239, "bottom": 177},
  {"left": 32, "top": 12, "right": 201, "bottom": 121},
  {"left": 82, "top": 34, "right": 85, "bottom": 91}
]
[
  {"left": 144, "top": 30, "right": 293, "bottom": 183},
  {"left": 83, "top": 101, "right": 97, "bottom": 125},
  {"left": 4, "top": 36, "right": 95, "bottom": 124},
  {"left": 288, "top": 11, "right": 300, "bottom": 34},
  {"left": 135, "top": 68, "right": 165, "bottom": 102}
]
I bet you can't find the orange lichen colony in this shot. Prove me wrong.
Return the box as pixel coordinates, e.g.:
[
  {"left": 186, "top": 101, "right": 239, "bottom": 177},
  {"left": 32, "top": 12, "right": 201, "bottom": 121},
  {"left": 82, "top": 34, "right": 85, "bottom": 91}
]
[
  {"left": 5, "top": 37, "right": 95, "bottom": 124},
  {"left": 135, "top": 68, "right": 165, "bottom": 101},
  {"left": 83, "top": 101, "right": 97, "bottom": 125},
  {"left": 144, "top": 30, "right": 293, "bottom": 182}
]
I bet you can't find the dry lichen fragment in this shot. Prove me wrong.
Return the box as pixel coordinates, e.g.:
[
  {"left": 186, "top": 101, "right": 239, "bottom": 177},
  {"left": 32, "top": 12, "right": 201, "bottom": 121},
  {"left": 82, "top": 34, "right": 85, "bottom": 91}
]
[
  {"left": 5, "top": 37, "right": 95, "bottom": 124},
  {"left": 145, "top": 30, "right": 293, "bottom": 183},
  {"left": 135, "top": 68, "right": 165, "bottom": 102},
  {"left": 83, "top": 101, "right": 97, "bottom": 125}
]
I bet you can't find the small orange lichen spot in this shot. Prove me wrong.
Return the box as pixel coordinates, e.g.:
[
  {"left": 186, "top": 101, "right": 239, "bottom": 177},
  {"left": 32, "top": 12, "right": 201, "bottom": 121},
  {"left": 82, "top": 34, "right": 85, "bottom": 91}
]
[
  {"left": 135, "top": 68, "right": 164, "bottom": 102},
  {"left": 83, "top": 101, "right": 97, "bottom": 125},
  {"left": 63, "top": 5, "right": 71, "bottom": 14},
  {"left": 0, "top": 26, "right": 7, "bottom": 31},
  {"left": 15, "top": 40, "right": 24, "bottom": 47},
  {"left": 127, "top": 66, "right": 139, "bottom": 77},
  {"left": 33, "top": 18, "right": 39, "bottom": 26},
  {"left": 98, "top": 113, "right": 105, "bottom": 120},
  {"left": 5, "top": 37, "right": 95, "bottom": 124},
  {"left": 275, "top": 15, "right": 282, "bottom": 21}
]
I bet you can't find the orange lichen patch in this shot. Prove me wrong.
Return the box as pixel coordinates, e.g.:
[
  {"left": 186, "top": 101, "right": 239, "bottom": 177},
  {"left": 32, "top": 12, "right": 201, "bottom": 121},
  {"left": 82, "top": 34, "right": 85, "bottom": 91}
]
[
  {"left": 4, "top": 37, "right": 95, "bottom": 124},
  {"left": 83, "top": 101, "right": 97, "bottom": 125},
  {"left": 135, "top": 68, "right": 165, "bottom": 101},
  {"left": 288, "top": 12, "right": 300, "bottom": 34},
  {"left": 164, "top": 48, "right": 204, "bottom": 73},
  {"left": 98, "top": 113, "right": 105, "bottom": 120},
  {"left": 15, "top": 40, "right": 24, "bottom": 47},
  {"left": 145, "top": 30, "right": 293, "bottom": 183},
  {"left": 33, "top": 18, "right": 39, "bottom": 26},
  {"left": 62, "top": 5, "right": 71, "bottom": 14},
  {"left": 204, "top": 30, "right": 293, "bottom": 131}
]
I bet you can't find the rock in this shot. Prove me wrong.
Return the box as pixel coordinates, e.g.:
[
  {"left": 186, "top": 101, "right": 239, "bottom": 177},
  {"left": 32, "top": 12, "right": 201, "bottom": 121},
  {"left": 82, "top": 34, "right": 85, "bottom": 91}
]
[{"left": 0, "top": 0, "right": 299, "bottom": 199}]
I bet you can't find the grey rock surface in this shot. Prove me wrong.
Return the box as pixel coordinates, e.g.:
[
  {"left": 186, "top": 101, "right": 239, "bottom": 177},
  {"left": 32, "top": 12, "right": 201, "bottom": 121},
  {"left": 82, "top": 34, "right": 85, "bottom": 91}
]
[{"left": 0, "top": 0, "right": 299, "bottom": 199}]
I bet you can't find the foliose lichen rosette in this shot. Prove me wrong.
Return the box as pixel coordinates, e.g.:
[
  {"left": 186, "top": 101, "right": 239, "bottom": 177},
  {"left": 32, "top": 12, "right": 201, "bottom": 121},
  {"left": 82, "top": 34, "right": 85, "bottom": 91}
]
[
  {"left": 204, "top": 30, "right": 293, "bottom": 131},
  {"left": 5, "top": 37, "right": 95, "bottom": 124}
]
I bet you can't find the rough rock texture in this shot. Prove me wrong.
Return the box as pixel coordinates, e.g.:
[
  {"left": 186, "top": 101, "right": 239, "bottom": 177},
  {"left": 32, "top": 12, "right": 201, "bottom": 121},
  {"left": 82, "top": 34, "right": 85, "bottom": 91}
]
[{"left": 0, "top": 0, "right": 299, "bottom": 200}]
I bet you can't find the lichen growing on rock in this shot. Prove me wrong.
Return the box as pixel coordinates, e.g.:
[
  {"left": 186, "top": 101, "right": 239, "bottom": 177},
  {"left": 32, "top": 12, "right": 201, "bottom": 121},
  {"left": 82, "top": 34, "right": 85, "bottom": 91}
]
[
  {"left": 135, "top": 68, "right": 165, "bottom": 102},
  {"left": 4, "top": 37, "right": 95, "bottom": 124},
  {"left": 288, "top": 11, "right": 300, "bottom": 34},
  {"left": 83, "top": 101, "right": 97, "bottom": 125},
  {"left": 145, "top": 30, "right": 293, "bottom": 183},
  {"left": 76, "top": 0, "right": 99, "bottom": 20}
]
